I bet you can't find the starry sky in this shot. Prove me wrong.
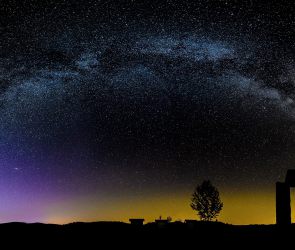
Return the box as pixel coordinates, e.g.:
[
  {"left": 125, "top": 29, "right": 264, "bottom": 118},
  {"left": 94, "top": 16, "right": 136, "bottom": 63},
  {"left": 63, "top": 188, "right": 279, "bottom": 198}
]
[{"left": 1, "top": 0, "right": 295, "bottom": 224}]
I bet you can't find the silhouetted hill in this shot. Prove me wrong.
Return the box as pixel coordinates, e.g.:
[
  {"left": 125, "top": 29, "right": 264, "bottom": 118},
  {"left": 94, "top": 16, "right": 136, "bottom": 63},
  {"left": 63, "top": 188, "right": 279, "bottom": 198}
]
[{"left": 0, "top": 221, "right": 294, "bottom": 247}]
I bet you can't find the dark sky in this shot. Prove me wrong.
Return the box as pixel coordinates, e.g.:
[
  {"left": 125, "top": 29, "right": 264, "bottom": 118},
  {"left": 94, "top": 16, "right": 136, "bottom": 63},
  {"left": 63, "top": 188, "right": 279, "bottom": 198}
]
[{"left": 0, "top": 0, "right": 295, "bottom": 224}]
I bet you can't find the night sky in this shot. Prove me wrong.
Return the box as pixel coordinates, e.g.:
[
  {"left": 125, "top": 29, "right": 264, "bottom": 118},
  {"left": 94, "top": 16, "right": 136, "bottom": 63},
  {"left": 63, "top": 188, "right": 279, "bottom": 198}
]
[{"left": 1, "top": 0, "right": 295, "bottom": 224}]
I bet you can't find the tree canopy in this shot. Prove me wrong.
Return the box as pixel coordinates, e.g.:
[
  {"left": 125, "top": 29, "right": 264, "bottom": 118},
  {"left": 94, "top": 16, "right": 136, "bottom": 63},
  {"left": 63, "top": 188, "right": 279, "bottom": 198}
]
[{"left": 191, "top": 180, "right": 223, "bottom": 221}]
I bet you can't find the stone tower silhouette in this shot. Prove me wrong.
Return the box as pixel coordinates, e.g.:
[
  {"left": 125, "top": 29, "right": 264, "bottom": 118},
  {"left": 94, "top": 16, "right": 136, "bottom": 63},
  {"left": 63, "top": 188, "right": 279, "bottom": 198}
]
[{"left": 276, "top": 170, "right": 295, "bottom": 225}]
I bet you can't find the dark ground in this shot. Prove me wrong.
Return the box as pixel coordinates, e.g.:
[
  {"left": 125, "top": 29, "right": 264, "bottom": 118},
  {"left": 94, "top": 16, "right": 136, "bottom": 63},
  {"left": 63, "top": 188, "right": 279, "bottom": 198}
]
[{"left": 0, "top": 221, "right": 294, "bottom": 247}]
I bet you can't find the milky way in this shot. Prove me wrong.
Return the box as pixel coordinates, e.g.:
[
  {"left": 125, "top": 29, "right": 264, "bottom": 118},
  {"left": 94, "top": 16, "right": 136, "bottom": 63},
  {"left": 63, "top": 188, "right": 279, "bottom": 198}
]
[{"left": 0, "top": 0, "right": 295, "bottom": 223}]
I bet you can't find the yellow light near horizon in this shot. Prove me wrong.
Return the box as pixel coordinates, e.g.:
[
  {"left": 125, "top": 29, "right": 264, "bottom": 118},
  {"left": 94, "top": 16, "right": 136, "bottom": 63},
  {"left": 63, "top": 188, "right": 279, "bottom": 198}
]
[
  {"left": 44, "top": 188, "right": 278, "bottom": 225},
  {"left": 291, "top": 188, "right": 295, "bottom": 223}
]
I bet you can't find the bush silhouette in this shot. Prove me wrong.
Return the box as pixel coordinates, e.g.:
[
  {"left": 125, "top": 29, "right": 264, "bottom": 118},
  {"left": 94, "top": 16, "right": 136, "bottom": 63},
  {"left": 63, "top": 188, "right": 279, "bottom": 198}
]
[{"left": 191, "top": 180, "right": 223, "bottom": 221}]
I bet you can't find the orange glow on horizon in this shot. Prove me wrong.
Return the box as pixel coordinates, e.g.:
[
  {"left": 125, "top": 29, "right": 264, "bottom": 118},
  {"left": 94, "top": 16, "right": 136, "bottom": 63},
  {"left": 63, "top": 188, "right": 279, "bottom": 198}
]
[{"left": 44, "top": 188, "right": 280, "bottom": 225}]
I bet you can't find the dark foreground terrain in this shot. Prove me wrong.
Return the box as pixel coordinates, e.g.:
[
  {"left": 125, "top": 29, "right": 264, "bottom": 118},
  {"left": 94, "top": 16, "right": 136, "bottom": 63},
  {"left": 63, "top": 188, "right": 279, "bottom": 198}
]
[{"left": 0, "top": 221, "right": 294, "bottom": 247}]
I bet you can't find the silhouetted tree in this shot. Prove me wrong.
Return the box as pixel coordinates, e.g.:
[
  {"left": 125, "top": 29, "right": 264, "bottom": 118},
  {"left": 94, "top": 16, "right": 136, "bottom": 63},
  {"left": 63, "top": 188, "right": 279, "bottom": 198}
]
[{"left": 191, "top": 180, "right": 223, "bottom": 221}]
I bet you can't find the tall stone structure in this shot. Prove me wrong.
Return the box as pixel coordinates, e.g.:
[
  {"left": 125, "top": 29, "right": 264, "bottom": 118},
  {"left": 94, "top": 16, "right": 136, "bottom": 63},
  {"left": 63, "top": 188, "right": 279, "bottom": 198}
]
[
  {"left": 276, "top": 182, "right": 291, "bottom": 225},
  {"left": 276, "top": 170, "right": 295, "bottom": 225}
]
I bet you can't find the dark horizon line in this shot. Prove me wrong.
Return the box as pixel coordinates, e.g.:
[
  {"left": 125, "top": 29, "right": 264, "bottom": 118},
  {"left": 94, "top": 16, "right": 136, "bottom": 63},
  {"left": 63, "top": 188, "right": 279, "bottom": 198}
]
[{"left": 0, "top": 220, "right": 286, "bottom": 226}]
